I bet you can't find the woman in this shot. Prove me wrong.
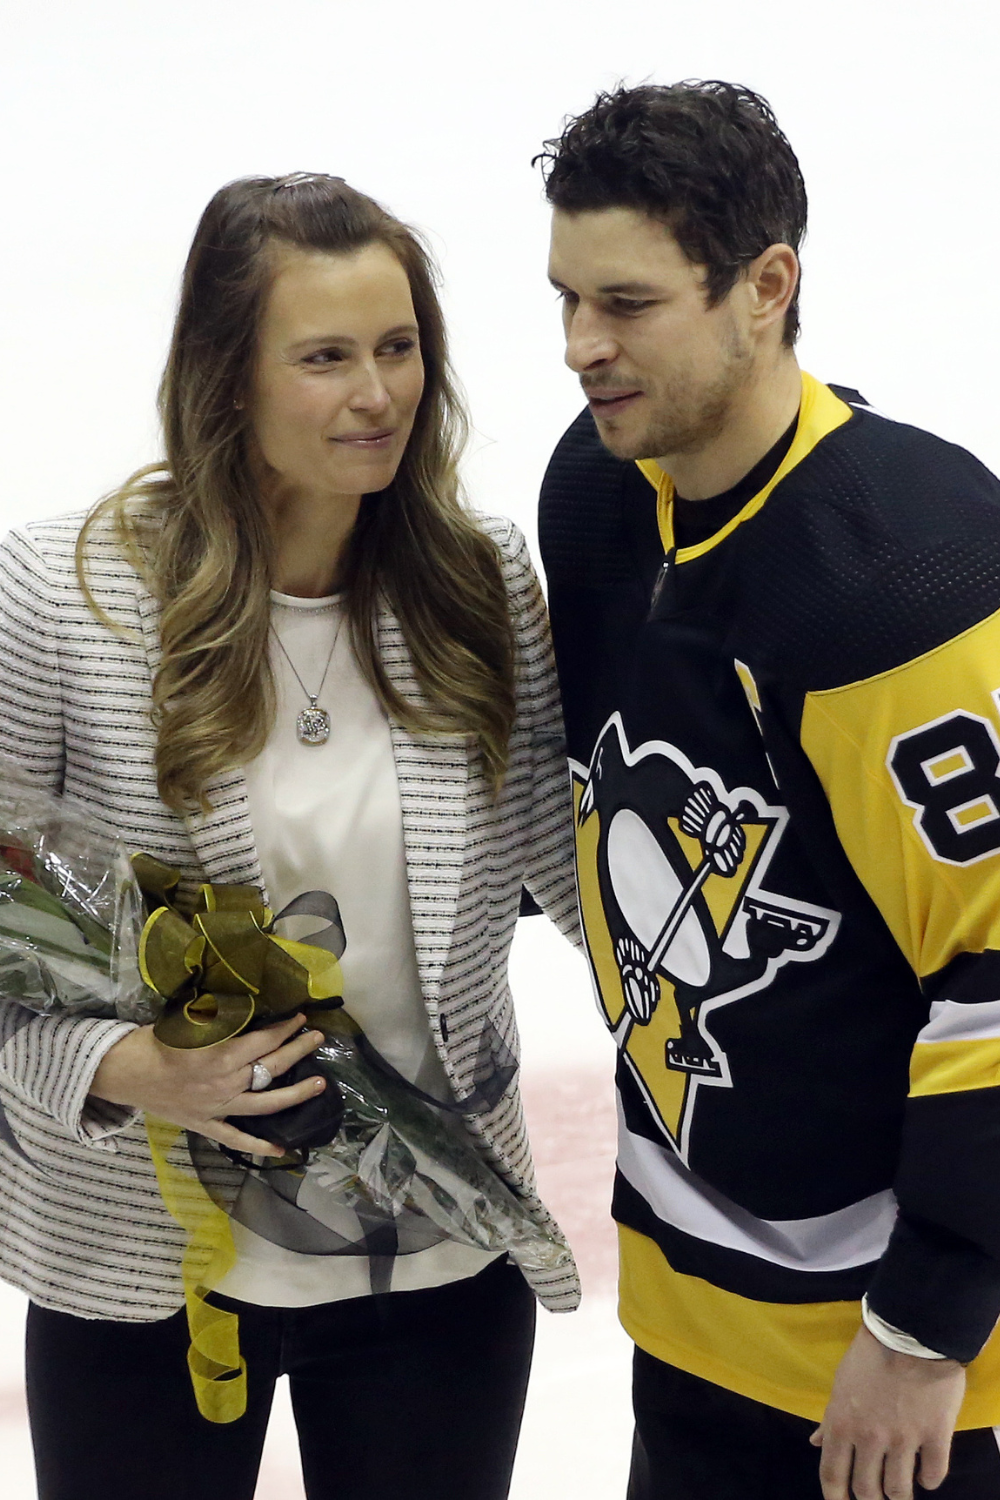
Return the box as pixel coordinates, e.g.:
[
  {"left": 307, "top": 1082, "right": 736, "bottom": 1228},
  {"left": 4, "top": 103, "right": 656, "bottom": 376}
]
[{"left": 0, "top": 173, "right": 580, "bottom": 1500}]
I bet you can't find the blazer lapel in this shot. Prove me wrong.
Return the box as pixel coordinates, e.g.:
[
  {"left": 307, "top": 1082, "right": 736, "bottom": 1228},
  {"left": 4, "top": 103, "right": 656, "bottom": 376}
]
[
  {"left": 183, "top": 771, "right": 265, "bottom": 892},
  {"left": 134, "top": 584, "right": 468, "bottom": 932},
  {"left": 135, "top": 580, "right": 265, "bottom": 895},
  {"left": 378, "top": 601, "right": 473, "bottom": 1004}
]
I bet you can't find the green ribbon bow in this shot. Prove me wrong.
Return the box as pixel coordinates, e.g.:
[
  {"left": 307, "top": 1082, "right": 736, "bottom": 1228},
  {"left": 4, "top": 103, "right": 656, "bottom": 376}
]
[{"left": 132, "top": 854, "right": 345, "bottom": 1050}]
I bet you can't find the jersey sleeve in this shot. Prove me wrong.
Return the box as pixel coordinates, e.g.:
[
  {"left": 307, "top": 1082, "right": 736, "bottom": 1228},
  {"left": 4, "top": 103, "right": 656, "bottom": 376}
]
[{"left": 800, "top": 604, "right": 1000, "bottom": 1360}]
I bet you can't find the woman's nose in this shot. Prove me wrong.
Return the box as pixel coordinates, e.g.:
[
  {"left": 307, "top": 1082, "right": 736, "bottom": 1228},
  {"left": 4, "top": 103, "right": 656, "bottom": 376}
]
[{"left": 349, "top": 362, "right": 391, "bottom": 412}]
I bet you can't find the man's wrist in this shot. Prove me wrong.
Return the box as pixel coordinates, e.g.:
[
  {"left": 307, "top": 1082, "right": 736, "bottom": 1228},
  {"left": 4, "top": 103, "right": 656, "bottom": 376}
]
[{"left": 861, "top": 1294, "right": 950, "bottom": 1361}]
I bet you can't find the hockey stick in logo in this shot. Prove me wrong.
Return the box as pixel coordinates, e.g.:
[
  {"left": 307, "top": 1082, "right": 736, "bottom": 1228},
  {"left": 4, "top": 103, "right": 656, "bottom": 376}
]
[{"left": 613, "top": 783, "right": 750, "bottom": 1050}]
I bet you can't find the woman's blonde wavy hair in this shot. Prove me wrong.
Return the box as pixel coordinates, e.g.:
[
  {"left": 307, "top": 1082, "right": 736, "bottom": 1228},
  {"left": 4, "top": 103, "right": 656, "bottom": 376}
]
[{"left": 77, "top": 174, "right": 516, "bottom": 813}]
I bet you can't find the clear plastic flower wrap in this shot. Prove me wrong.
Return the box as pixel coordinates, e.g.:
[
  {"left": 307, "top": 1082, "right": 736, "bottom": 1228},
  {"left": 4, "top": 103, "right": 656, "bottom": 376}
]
[
  {"left": 0, "top": 759, "right": 153, "bottom": 1023},
  {"left": 191, "top": 1006, "right": 571, "bottom": 1280},
  {"left": 0, "top": 758, "right": 571, "bottom": 1279}
]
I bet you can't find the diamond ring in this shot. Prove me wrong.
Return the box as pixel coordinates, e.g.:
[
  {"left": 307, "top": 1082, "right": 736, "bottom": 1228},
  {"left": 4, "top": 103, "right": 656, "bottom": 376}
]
[{"left": 249, "top": 1061, "right": 273, "bottom": 1093}]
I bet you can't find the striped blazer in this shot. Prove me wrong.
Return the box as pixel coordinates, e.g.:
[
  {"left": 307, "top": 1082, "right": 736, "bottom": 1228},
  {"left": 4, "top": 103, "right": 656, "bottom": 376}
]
[{"left": 0, "top": 510, "right": 582, "bottom": 1318}]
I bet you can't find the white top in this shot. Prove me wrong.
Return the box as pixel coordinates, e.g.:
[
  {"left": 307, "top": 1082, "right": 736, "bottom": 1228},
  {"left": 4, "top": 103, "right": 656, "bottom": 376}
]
[{"left": 212, "top": 590, "right": 497, "bottom": 1306}]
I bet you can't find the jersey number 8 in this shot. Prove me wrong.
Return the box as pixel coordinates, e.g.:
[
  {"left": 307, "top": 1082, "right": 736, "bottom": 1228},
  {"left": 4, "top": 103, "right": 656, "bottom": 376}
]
[{"left": 888, "top": 710, "right": 1000, "bottom": 865}]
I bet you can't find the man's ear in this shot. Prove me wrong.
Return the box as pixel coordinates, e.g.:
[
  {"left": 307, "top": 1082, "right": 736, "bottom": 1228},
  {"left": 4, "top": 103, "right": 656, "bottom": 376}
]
[{"left": 746, "top": 243, "right": 799, "bottom": 334}]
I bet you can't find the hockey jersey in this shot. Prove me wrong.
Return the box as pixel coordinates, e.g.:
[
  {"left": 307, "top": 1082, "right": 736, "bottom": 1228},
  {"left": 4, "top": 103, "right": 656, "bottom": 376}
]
[{"left": 539, "top": 372, "right": 1000, "bottom": 1425}]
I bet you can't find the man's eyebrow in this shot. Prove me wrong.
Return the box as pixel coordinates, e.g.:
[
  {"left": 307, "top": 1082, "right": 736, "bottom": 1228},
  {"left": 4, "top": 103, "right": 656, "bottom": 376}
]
[
  {"left": 547, "top": 276, "right": 662, "bottom": 296},
  {"left": 597, "top": 281, "right": 661, "bottom": 296}
]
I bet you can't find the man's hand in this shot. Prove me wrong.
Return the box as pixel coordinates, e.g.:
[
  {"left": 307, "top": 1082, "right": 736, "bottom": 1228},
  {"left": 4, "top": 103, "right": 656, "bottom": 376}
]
[
  {"left": 810, "top": 1325, "right": 966, "bottom": 1500},
  {"left": 89, "top": 1014, "right": 326, "bottom": 1157}
]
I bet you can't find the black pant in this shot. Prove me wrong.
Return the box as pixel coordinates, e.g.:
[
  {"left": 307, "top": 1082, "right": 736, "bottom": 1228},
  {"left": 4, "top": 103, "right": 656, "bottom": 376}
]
[
  {"left": 627, "top": 1348, "right": 1000, "bottom": 1500},
  {"left": 26, "top": 1255, "right": 535, "bottom": 1500}
]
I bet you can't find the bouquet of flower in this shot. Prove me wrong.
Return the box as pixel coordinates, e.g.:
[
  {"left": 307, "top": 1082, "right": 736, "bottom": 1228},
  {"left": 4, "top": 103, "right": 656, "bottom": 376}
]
[
  {"left": 0, "top": 759, "right": 570, "bottom": 1280},
  {"left": 0, "top": 765, "right": 152, "bottom": 1022}
]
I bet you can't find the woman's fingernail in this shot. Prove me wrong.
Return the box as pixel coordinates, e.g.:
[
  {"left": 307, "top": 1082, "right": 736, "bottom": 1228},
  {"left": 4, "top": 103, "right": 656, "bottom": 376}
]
[{"left": 313, "top": 1079, "right": 325, "bottom": 1091}]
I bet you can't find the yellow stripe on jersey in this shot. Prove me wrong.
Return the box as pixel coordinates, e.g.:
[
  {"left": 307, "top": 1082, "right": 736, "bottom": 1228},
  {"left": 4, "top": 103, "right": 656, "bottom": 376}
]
[
  {"left": 910, "top": 1038, "right": 1000, "bottom": 1097},
  {"left": 636, "top": 373, "right": 853, "bottom": 559},
  {"left": 619, "top": 1225, "right": 1000, "bottom": 1427},
  {"left": 800, "top": 606, "right": 1000, "bottom": 984},
  {"left": 734, "top": 658, "right": 762, "bottom": 712}
]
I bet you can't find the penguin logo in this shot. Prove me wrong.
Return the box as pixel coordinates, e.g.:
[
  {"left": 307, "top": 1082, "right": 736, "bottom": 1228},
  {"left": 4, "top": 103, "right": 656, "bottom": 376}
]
[{"left": 573, "top": 713, "right": 840, "bottom": 1160}]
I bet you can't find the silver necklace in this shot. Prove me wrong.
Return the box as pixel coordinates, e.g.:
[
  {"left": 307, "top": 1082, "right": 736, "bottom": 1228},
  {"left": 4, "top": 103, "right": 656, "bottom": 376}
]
[{"left": 271, "top": 612, "right": 344, "bottom": 745}]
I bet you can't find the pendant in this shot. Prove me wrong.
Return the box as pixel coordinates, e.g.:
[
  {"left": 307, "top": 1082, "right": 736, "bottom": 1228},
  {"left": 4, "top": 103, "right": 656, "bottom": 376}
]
[{"left": 296, "top": 704, "right": 331, "bottom": 745}]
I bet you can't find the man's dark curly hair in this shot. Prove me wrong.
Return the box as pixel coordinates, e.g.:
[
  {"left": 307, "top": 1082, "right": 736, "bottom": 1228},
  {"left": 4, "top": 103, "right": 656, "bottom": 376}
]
[{"left": 536, "top": 81, "right": 808, "bottom": 345}]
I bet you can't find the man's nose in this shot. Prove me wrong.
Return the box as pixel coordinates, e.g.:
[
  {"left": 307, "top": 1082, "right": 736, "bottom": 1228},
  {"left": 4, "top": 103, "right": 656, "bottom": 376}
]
[{"left": 564, "top": 306, "right": 619, "bottom": 373}]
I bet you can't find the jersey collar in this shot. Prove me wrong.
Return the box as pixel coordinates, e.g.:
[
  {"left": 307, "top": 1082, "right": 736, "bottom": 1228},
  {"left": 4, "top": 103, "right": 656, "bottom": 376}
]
[{"left": 636, "top": 372, "right": 853, "bottom": 560}]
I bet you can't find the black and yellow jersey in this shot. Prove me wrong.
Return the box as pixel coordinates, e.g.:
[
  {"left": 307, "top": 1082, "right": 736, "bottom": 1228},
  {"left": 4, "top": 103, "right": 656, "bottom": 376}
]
[{"left": 539, "top": 372, "right": 1000, "bottom": 1425}]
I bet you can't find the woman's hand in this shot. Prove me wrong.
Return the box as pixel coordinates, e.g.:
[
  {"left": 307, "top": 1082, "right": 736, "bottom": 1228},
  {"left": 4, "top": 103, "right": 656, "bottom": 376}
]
[{"left": 89, "top": 1013, "right": 326, "bottom": 1157}]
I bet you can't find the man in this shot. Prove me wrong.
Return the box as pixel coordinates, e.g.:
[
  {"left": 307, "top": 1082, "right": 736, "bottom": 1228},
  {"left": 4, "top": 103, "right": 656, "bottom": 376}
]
[{"left": 535, "top": 82, "right": 1000, "bottom": 1500}]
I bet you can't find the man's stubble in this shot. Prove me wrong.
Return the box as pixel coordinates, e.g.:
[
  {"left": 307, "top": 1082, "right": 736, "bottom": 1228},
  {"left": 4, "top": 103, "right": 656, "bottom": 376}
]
[{"left": 607, "top": 315, "right": 754, "bottom": 466}]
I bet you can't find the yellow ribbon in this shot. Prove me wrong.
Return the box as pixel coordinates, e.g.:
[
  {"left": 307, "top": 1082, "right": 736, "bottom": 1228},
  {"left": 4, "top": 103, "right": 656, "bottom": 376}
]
[
  {"left": 132, "top": 854, "right": 347, "bottom": 1423},
  {"left": 145, "top": 1116, "right": 246, "bottom": 1424}
]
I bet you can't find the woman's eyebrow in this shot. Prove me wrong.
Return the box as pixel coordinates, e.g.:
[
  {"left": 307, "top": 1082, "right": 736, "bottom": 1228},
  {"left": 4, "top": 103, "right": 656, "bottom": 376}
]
[{"left": 287, "top": 322, "right": 419, "bottom": 354}]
